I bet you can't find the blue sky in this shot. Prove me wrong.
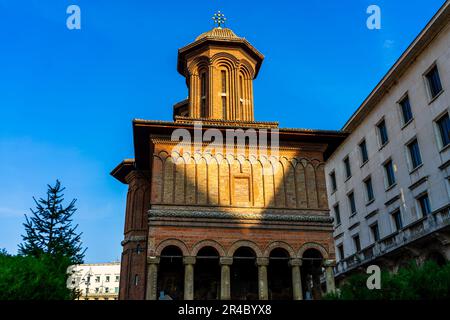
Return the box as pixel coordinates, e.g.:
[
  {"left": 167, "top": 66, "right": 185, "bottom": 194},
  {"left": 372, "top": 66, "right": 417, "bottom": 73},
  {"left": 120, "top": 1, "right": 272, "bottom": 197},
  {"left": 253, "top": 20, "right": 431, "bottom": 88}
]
[{"left": 0, "top": 0, "right": 446, "bottom": 263}]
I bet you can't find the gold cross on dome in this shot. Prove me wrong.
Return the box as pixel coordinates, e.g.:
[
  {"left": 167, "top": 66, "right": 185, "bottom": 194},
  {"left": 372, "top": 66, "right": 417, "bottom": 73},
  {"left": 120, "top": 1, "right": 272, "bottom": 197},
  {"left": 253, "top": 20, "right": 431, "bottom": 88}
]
[{"left": 212, "top": 11, "right": 227, "bottom": 28}]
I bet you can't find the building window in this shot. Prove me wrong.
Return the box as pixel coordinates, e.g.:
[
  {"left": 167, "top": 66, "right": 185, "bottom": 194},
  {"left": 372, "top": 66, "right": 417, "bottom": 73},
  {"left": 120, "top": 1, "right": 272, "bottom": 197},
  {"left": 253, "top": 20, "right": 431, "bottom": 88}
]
[
  {"left": 377, "top": 119, "right": 389, "bottom": 146},
  {"left": 364, "top": 177, "right": 374, "bottom": 202},
  {"left": 333, "top": 204, "right": 341, "bottom": 225},
  {"left": 200, "top": 72, "right": 207, "bottom": 117},
  {"left": 337, "top": 244, "right": 344, "bottom": 260},
  {"left": 95, "top": 287, "right": 99, "bottom": 293},
  {"left": 221, "top": 70, "right": 228, "bottom": 119},
  {"left": 359, "top": 139, "right": 369, "bottom": 164},
  {"left": 399, "top": 95, "right": 413, "bottom": 125},
  {"left": 134, "top": 274, "right": 139, "bottom": 286},
  {"left": 425, "top": 65, "right": 443, "bottom": 99},
  {"left": 348, "top": 191, "right": 356, "bottom": 215},
  {"left": 392, "top": 209, "right": 403, "bottom": 231},
  {"left": 343, "top": 156, "right": 351, "bottom": 179},
  {"left": 353, "top": 234, "right": 361, "bottom": 253},
  {"left": 115, "top": 275, "right": 120, "bottom": 282},
  {"left": 105, "top": 276, "right": 110, "bottom": 283},
  {"left": 95, "top": 276, "right": 100, "bottom": 283},
  {"left": 105, "top": 287, "right": 109, "bottom": 293},
  {"left": 407, "top": 139, "right": 422, "bottom": 170},
  {"left": 370, "top": 223, "right": 380, "bottom": 242},
  {"left": 418, "top": 193, "right": 432, "bottom": 216},
  {"left": 384, "top": 160, "right": 396, "bottom": 188},
  {"left": 115, "top": 287, "right": 119, "bottom": 294},
  {"left": 329, "top": 171, "right": 337, "bottom": 192},
  {"left": 436, "top": 113, "right": 450, "bottom": 148}
]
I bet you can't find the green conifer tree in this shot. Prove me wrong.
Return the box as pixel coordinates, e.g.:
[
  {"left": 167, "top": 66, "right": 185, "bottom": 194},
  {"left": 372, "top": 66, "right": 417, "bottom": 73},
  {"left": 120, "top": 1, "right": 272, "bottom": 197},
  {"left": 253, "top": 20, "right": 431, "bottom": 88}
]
[{"left": 19, "top": 180, "right": 86, "bottom": 264}]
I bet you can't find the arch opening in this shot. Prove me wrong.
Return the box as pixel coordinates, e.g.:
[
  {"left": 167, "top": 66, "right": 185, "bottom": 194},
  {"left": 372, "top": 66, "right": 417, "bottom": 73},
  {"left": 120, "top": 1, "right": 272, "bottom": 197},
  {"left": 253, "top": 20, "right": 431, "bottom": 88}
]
[
  {"left": 268, "top": 248, "right": 292, "bottom": 300},
  {"left": 426, "top": 251, "right": 447, "bottom": 266},
  {"left": 157, "top": 245, "right": 184, "bottom": 300},
  {"left": 301, "top": 248, "right": 324, "bottom": 300},
  {"left": 194, "top": 246, "right": 220, "bottom": 300},
  {"left": 231, "top": 247, "right": 258, "bottom": 300}
]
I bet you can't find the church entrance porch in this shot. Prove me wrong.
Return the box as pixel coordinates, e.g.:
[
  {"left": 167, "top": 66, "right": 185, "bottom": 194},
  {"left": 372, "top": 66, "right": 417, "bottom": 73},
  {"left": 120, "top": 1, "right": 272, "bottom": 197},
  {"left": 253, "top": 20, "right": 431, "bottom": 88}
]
[{"left": 145, "top": 237, "right": 337, "bottom": 300}]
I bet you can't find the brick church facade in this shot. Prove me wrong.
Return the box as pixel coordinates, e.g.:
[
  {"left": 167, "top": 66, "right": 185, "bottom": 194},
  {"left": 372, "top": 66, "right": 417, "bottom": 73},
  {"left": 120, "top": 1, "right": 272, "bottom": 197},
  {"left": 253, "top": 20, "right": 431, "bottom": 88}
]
[{"left": 111, "top": 18, "right": 347, "bottom": 300}]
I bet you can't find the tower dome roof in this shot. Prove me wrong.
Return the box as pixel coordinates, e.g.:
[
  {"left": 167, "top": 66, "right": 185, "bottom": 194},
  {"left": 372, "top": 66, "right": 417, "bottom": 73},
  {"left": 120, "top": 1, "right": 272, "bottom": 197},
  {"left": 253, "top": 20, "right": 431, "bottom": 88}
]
[{"left": 195, "top": 27, "right": 242, "bottom": 41}]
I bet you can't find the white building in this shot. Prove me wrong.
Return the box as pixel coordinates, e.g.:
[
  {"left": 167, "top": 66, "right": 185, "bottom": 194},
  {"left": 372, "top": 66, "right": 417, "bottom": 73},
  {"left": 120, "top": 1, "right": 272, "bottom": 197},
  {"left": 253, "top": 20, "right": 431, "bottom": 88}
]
[
  {"left": 67, "top": 262, "right": 121, "bottom": 300},
  {"left": 325, "top": 1, "right": 450, "bottom": 281}
]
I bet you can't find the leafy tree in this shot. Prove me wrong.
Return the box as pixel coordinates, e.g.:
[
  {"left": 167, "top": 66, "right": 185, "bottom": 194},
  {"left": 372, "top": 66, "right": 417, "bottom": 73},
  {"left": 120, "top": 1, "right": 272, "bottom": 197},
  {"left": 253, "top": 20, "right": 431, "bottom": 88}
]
[
  {"left": 325, "top": 260, "right": 450, "bottom": 300},
  {"left": 18, "top": 180, "right": 86, "bottom": 264},
  {"left": 0, "top": 249, "right": 72, "bottom": 300}
]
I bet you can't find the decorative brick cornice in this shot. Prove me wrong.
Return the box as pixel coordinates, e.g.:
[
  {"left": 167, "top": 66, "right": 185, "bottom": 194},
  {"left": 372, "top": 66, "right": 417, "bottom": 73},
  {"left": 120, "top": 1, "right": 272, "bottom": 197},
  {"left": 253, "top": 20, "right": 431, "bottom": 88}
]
[
  {"left": 148, "top": 209, "right": 333, "bottom": 224},
  {"left": 121, "top": 235, "right": 147, "bottom": 246},
  {"left": 174, "top": 116, "right": 279, "bottom": 129}
]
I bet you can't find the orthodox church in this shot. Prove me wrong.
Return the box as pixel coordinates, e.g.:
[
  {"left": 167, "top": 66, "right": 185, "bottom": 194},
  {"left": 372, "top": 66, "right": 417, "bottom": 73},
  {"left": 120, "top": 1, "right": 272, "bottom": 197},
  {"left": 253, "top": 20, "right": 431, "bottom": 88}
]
[{"left": 111, "top": 12, "right": 346, "bottom": 300}]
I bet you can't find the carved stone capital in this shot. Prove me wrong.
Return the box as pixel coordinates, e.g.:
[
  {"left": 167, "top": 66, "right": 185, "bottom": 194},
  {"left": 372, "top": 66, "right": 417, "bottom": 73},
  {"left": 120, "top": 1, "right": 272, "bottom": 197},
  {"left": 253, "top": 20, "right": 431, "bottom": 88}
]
[
  {"left": 183, "top": 256, "right": 196, "bottom": 265},
  {"left": 256, "top": 258, "right": 270, "bottom": 266},
  {"left": 220, "top": 257, "right": 233, "bottom": 266},
  {"left": 147, "top": 256, "right": 160, "bottom": 265},
  {"left": 288, "top": 258, "right": 302, "bottom": 267},
  {"left": 323, "top": 259, "right": 336, "bottom": 267}
]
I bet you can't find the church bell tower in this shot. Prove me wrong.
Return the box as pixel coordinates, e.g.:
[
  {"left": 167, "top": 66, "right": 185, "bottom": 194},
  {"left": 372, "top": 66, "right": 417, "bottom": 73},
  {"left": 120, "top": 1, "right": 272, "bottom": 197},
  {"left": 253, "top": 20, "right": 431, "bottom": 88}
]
[{"left": 175, "top": 11, "right": 264, "bottom": 121}]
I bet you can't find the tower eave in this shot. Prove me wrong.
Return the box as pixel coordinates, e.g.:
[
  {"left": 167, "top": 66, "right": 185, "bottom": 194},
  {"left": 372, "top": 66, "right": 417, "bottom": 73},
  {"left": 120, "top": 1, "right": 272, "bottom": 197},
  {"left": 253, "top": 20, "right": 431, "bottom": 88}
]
[{"left": 177, "top": 38, "right": 264, "bottom": 78}]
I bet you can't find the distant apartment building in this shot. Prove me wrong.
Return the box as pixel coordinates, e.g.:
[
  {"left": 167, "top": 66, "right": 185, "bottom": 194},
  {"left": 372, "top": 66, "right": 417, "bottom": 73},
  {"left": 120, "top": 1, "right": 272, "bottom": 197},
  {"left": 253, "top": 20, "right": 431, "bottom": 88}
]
[
  {"left": 325, "top": 1, "right": 450, "bottom": 282},
  {"left": 67, "top": 262, "right": 120, "bottom": 300}
]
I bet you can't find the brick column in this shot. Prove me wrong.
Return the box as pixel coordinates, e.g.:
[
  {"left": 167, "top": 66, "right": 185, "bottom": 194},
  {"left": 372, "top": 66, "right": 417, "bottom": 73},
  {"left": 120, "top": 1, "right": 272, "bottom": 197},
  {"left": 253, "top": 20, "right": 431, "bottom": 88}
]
[
  {"left": 324, "top": 259, "right": 336, "bottom": 293},
  {"left": 145, "top": 257, "right": 160, "bottom": 300},
  {"left": 256, "top": 258, "right": 269, "bottom": 300},
  {"left": 220, "top": 257, "right": 233, "bottom": 300},
  {"left": 289, "top": 258, "right": 303, "bottom": 300},
  {"left": 183, "top": 257, "right": 196, "bottom": 300}
]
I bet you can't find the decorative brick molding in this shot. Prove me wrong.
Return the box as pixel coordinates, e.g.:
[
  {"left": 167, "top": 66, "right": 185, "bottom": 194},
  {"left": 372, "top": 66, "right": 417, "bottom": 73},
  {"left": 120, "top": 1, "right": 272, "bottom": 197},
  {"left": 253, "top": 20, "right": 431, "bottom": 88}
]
[
  {"left": 297, "top": 242, "right": 329, "bottom": 259},
  {"left": 191, "top": 239, "right": 226, "bottom": 257},
  {"left": 155, "top": 238, "right": 190, "bottom": 256},
  {"left": 148, "top": 209, "right": 333, "bottom": 224},
  {"left": 121, "top": 235, "right": 147, "bottom": 246},
  {"left": 263, "top": 241, "right": 296, "bottom": 258},
  {"left": 227, "top": 239, "right": 263, "bottom": 257}
]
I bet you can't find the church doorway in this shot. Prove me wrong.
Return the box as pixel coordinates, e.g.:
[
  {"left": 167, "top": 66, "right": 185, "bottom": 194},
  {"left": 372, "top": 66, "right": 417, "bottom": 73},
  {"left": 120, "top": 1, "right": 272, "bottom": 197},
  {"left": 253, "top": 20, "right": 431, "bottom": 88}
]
[
  {"left": 231, "top": 247, "right": 258, "bottom": 300},
  {"left": 301, "top": 248, "right": 324, "bottom": 300},
  {"left": 157, "top": 246, "right": 184, "bottom": 300},
  {"left": 268, "top": 248, "right": 292, "bottom": 300},
  {"left": 194, "top": 246, "right": 220, "bottom": 300}
]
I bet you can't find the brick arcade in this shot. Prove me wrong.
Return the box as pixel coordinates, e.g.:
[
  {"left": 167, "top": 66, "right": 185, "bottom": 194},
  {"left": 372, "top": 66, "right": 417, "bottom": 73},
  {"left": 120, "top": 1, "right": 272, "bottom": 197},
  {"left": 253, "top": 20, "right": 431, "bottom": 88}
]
[{"left": 111, "top": 18, "right": 347, "bottom": 300}]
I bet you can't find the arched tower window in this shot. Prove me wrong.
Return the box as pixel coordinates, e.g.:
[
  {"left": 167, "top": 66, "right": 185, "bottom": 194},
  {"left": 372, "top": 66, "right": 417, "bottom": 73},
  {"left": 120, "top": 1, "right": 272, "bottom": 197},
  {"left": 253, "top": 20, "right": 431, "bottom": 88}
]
[
  {"left": 200, "top": 71, "right": 207, "bottom": 118},
  {"left": 239, "top": 75, "right": 244, "bottom": 119},
  {"left": 221, "top": 70, "right": 228, "bottom": 119}
]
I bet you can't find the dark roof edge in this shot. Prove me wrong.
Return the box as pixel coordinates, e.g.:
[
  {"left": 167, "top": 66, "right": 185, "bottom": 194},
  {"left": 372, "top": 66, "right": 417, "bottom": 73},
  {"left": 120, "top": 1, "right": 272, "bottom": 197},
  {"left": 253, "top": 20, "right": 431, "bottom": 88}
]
[{"left": 110, "top": 159, "right": 135, "bottom": 184}]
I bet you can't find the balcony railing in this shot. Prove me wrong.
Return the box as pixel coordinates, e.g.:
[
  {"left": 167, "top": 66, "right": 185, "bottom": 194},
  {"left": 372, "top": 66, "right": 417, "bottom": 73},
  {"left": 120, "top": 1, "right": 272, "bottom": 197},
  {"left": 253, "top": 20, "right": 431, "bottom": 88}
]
[{"left": 335, "top": 204, "right": 450, "bottom": 276}]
